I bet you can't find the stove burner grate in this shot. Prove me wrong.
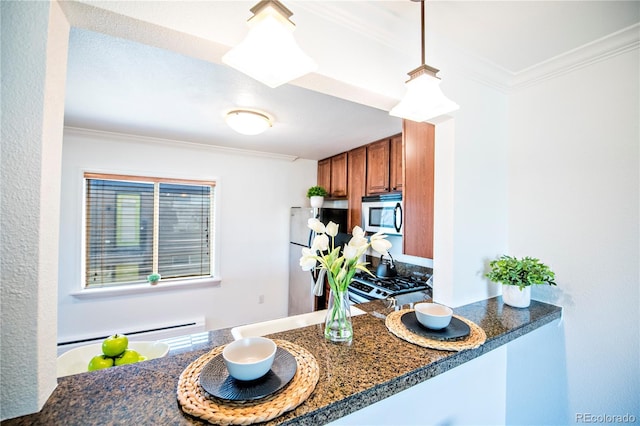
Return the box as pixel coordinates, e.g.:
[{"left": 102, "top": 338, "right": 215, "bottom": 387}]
[{"left": 349, "top": 272, "right": 432, "bottom": 301}]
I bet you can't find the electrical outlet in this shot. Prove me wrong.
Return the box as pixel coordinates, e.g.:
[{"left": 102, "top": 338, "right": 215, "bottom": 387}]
[{"left": 258, "top": 294, "right": 264, "bottom": 304}]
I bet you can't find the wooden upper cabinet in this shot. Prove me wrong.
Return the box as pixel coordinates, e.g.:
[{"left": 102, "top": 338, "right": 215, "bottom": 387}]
[
  {"left": 403, "top": 120, "right": 435, "bottom": 259},
  {"left": 366, "top": 134, "right": 403, "bottom": 195},
  {"left": 390, "top": 134, "right": 403, "bottom": 192},
  {"left": 366, "top": 139, "right": 390, "bottom": 195},
  {"left": 330, "top": 153, "right": 348, "bottom": 198},
  {"left": 317, "top": 153, "right": 348, "bottom": 198},
  {"left": 347, "top": 146, "right": 366, "bottom": 230},
  {"left": 317, "top": 158, "right": 331, "bottom": 195}
]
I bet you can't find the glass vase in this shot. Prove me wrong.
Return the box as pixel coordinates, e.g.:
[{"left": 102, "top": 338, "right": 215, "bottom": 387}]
[{"left": 324, "top": 287, "right": 353, "bottom": 344}]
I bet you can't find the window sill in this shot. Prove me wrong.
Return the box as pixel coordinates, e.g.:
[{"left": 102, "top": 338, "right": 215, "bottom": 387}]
[{"left": 70, "top": 277, "right": 222, "bottom": 299}]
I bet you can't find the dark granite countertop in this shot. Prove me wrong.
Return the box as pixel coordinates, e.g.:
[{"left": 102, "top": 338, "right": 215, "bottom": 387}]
[{"left": 3, "top": 296, "right": 561, "bottom": 425}]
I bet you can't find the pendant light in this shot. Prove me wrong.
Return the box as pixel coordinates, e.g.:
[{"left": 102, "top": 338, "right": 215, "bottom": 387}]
[
  {"left": 390, "top": 0, "right": 459, "bottom": 122},
  {"left": 223, "top": 0, "right": 317, "bottom": 88}
]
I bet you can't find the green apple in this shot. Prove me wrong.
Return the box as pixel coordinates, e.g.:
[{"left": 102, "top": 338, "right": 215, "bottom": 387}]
[
  {"left": 114, "top": 349, "right": 141, "bottom": 366},
  {"left": 102, "top": 333, "right": 128, "bottom": 357},
  {"left": 88, "top": 354, "right": 114, "bottom": 371}
]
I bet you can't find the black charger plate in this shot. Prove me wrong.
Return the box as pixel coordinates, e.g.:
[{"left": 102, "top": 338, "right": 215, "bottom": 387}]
[
  {"left": 401, "top": 311, "right": 471, "bottom": 341},
  {"left": 199, "top": 347, "right": 297, "bottom": 401}
]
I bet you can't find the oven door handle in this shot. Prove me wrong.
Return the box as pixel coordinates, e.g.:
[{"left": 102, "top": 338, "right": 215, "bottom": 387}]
[{"left": 394, "top": 202, "right": 403, "bottom": 233}]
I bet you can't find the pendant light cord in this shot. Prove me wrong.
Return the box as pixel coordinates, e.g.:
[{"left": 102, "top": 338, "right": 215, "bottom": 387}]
[{"left": 421, "top": 0, "right": 426, "bottom": 66}]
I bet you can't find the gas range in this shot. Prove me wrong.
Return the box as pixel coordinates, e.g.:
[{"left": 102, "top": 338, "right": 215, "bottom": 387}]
[{"left": 348, "top": 271, "right": 432, "bottom": 303}]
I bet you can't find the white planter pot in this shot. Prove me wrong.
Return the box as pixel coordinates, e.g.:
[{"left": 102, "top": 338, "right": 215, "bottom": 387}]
[
  {"left": 310, "top": 196, "right": 324, "bottom": 208},
  {"left": 502, "top": 284, "right": 531, "bottom": 308}
]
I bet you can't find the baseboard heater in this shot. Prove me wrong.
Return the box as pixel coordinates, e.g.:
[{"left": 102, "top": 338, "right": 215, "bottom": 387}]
[{"left": 57, "top": 318, "right": 206, "bottom": 353}]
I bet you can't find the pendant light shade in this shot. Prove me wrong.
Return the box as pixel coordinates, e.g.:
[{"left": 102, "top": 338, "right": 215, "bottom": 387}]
[
  {"left": 223, "top": 0, "right": 317, "bottom": 88},
  {"left": 389, "top": 64, "right": 459, "bottom": 122},
  {"left": 390, "top": 1, "right": 458, "bottom": 122},
  {"left": 225, "top": 110, "right": 272, "bottom": 135}
]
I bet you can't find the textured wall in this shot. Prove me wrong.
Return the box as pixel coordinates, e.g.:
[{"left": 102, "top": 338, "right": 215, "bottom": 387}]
[{"left": 1, "top": 0, "right": 69, "bottom": 420}]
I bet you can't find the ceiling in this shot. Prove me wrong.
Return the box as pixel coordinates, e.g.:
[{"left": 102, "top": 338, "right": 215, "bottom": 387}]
[
  {"left": 62, "top": 1, "right": 639, "bottom": 160},
  {"left": 64, "top": 27, "right": 403, "bottom": 160}
]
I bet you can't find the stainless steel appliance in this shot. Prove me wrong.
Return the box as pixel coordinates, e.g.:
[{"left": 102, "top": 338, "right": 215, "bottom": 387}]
[
  {"left": 361, "top": 194, "right": 403, "bottom": 235},
  {"left": 288, "top": 207, "right": 348, "bottom": 316},
  {"left": 348, "top": 271, "right": 432, "bottom": 304}
]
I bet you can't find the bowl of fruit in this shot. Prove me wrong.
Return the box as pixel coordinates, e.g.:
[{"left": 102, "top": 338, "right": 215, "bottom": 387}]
[{"left": 56, "top": 334, "right": 170, "bottom": 377}]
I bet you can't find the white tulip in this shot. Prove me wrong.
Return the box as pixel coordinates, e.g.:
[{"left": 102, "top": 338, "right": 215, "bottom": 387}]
[
  {"left": 370, "top": 233, "right": 391, "bottom": 253},
  {"left": 325, "top": 221, "right": 339, "bottom": 237},
  {"left": 312, "top": 234, "right": 329, "bottom": 252},
  {"left": 370, "top": 232, "right": 387, "bottom": 241},
  {"left": 343, "top": 244, "right": 359, "bottom": 260},
  {"left": 307, "top": 218, "right": 325, "bottom": 234},
  {"left": 351, "top": 226, "right": 365, "bottom": 239},
  {"left": 348, "top": 235, "right": 368, "bottom": 249},
  {"left": 356, "top": 244, "right": 369, "bottom": 258},
  {"left": 299, "top": 248, "right": 317, "bottom": 271}
]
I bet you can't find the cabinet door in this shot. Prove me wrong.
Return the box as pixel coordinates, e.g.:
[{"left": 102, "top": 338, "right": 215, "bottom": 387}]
[
  {"left": 366, "top": 139, "right": 390, "bottom": 195},
  {"left": 403, "top": 120, "right": 435, "bottom": 259},
  {"left": 347, "top": 146, "right": 367, "bottom": 231},
  {"left": 317, "top": 158, "right": 331, "bottom": 195},
  {"left": 389, "top": 134, "right": 403, "bottom": 192},
  {"left": 330, "top": 153, "right": 348, "bottom": 198}
]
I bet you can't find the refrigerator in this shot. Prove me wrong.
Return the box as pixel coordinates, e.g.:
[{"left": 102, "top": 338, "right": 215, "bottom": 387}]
[{"left": 288, "top": 207, "right": 348, "bottom": 316}]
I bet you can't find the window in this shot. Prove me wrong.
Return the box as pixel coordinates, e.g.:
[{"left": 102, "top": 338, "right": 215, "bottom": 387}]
[{"left": 84, "top": 173, "right": 214, "bottom": 288}]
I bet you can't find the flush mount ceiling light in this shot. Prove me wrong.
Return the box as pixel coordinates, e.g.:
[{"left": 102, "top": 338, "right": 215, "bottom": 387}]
[
  {"left": 225, "top": 109, "right": 273, "bottom": 135},
  {"left": 222, "top": 0, "right": 317, "bottom": 88},
  {"left": 389, "top": 0, "right": 459, "bottom": 122}
]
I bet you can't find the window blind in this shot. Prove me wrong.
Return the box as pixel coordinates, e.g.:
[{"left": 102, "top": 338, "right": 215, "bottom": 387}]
[
  {"left": 158, "top": 183, "right": 210, "bottom": 279},
  {"left": 85, "top": 175, "right": 213, "bottom": 288}
]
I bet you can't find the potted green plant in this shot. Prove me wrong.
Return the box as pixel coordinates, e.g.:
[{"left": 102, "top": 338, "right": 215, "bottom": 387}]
[
  {"left": 147, "top": 273, "right": 161, "bottom": 286},
  {"left": 306, "top": 186, "right": 328, "bottom": 208},
  {"left": 485, "top": 255, "right": 556, "bottom": 308}
]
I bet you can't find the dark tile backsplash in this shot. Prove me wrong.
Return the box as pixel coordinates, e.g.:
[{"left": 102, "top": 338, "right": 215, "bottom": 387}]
[{"left": 365, "top": 255, "right": 433, "bottom": 284}]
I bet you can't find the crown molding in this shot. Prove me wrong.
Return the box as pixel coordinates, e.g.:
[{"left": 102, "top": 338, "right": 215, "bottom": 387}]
[
  {"left": 63, "top": 127, "right": 300, "bottom": 162},
  {"left": 509, "top": 23, "right": 640, "bottom": 91},
  {"left": 300, "top": 2, "right": 639, "bottom": 94}
]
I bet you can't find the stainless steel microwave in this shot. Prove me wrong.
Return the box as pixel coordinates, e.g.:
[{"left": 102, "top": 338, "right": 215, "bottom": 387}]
[{"left": 361, "top": 194, "right": 403, "bottom": 235}]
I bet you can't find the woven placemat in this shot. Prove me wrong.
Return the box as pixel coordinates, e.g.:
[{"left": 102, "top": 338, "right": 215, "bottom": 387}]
[
  {"left": 385, "top": 309, "right": 486, "bottom": 351},
  {"left": 177, "top": 339, "right": 319, "bottom": 425}
]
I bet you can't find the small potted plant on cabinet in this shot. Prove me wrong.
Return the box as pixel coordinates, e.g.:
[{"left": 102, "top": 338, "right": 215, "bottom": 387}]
[
  {"left": 307, "top": 186, "right": 328, "bottom": 208},
  {"left": 486, "top": 255, "right": 556, "bottom": 308}
]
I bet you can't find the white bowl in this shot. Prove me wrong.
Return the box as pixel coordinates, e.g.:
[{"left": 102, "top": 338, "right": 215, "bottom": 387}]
[
  {"left": 56, "top": 341, "right": 170, "bottom": 377},
  {"left": 414, "top": 302, "right": 453, "bottom": 330},
  {"left": 222, "top": 337, "right": 276, "bottom": 381}
]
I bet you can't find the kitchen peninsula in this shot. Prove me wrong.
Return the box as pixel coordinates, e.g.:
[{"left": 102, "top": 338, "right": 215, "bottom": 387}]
[{"left": 4, "top": 297, "right": 561, "bottom": 425}]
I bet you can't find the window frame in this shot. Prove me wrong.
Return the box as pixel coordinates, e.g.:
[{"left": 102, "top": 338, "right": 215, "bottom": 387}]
[{"left": 80, "top": 172, "right": 218, "bottom": 292}]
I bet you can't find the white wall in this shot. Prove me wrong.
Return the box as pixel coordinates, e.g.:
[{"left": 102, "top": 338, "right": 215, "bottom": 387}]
[
  {"left": 58, "top": 129, "right": 316, "bottom": 342},
  {"left": 506, "top": 318, "right": 569, "bottom": 424},
  {"left": 508, "top": 48, "right": 639, "bottom": 419},
  {"left": 1, "top": 0, "right": 68, "bottom": 420},
  {"left": 432, "top": 74, "right": 509, "bottom": 308}
]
